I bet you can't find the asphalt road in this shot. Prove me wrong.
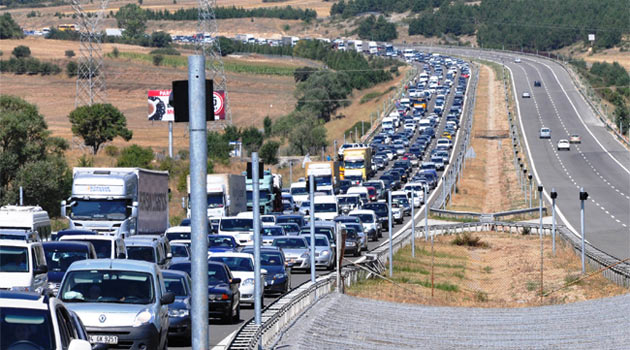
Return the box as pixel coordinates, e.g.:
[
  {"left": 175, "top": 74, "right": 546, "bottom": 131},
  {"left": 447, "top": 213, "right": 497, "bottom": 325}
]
[
  {"left": 170, "top": 56, "right": 473, "bottom": 349},
  {"left": 418, "top": 46, "right": 630, "bottom": 261}
]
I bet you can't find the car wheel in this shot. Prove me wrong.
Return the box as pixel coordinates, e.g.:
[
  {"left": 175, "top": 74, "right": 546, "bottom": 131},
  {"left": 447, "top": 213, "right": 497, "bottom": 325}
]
[{"left": 222, "top": 304, "right": 233, "bottom": 324}]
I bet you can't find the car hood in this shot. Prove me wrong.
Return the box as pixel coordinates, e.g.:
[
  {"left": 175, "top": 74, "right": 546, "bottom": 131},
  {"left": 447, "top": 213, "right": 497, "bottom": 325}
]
[
  {"left": 208, "top": 247, "right": 236, "bottom": 254},
  {"left": 281, "top": 248, "right": 308, "bottom": 258},
  {"left": 66, "top": 302, "right": 152, "bottom": 328},
  {"left": 262, "top": 265, "right": 285, "bottom": 276},
  {"left": 168, "top": 298, "right": 189, "bottom": 311},
  {"left": 230, "top": 270, "right": 255, "bottom": 282}
]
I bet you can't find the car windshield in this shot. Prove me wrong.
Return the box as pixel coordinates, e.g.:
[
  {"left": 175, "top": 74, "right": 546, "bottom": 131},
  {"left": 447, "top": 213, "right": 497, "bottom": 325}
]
[
  {"left": 260, "top": 252, "right": 283, "bottom": 266},
  {"left": 278, "top": 224, "right": 299, "bottom": 234},
  {"left": 337, "top": 197, "right": 359, "bottom": 205},
  {"left": 166, "top": 231, "right": 191, "bottom": 241},
  {"left": 314, "top": 175, "right": 333, "bottom": 186},
  {"left": 70, "top": 199, "right": 128, "bottom": 220},
  {"left": 363, "top": 204, "right": 387, "bottom": 214},
  {"left": 206, "top": 193, "right": 224, "bottom": 208},
  {"left": 345, "top": 229, "right": 358, "bottom": 239},
  {"left": 0, "top": 246, "right": 29, "bottom": 272},
  {"left": 171, "top": 245, "right": 189, "bottom": 258},
  {"left": 164, "top": 276, "right": 187, "bottom": 297},
  {"left": 44, "top": 249, "right": 88, "bottom": 272},
  {"left": 210, "top": 256, "right": 253, "bottom": 272},
  {"left": 345, "top": 223, "right": 363, "bottom": 233},
  {"left": 273, "top": 238, "right": 307, "bottom": 249},
  {"left": 126, "top": 246, "right": 156, "bottom": 263},
  {"left": 291, "top": 187, "right": 307, "bottom": 195},
  {"left": 345, "top": 160, "right": 364, "bottom": 169},
  {"left": 220, "top": 219, "right": 253, "bottom": 232},
  {"left": 262, "top": 227, "right": 283, "bottom": 236},
  {"left": 356, "top": 214, "right": 374, "bottom": 223},
  {"left": 0, "top": 307, "right": 54, "bottom": 350},
  {"left": 315, "top": 237, "right": 329, "bottom": 246},
  {"left": 170, "top": 264, "right": 228, "bottom": 284},
  {"left": 60, "top": 270, "right": 154, "bottom": 304},
  {"left": 314, "top": 203, "right": 337, "bottom": 212},
  {"left": 208, "top": 236, "right": 236, "bottom": 248},
  {"left": 81, "top": 239, "right": 111, "bottom": 259}
]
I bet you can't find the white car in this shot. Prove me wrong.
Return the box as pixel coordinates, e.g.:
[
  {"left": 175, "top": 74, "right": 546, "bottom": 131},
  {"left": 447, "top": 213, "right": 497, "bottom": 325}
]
[
  {"left": 514, "top": 58, "right": 521, "bottom": 63},
  {"left": 557, "top": 139, "right": 571, "bottom": 151},
  {"left": 208, "top": 252, "right": 265, "bottom": 306},
  {"left": 0, "top": 240, "right": 48, "bottom": 294},
  {"left": 522, "top": 92, "right": 531, "bottom": 98}
]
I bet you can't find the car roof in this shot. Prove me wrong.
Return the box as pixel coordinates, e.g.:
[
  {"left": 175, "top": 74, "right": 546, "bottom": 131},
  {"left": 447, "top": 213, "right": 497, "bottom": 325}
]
[
  {"left": 242, "top": 246, "right": 282, "bottom": 253},
  {"left": 66, "top": 259, "right": 157, "bottom": 273},
  {"left": 161, "top": 269, "right": 189, "bottom": 279},
  {"left": 125, "top": 239, "right": 158, "bottom": 247},
  {"left": 0, "top": 239, "right": 32, "bottom": 247},
  {"left": 0, "top": 291, "right": 48, "bottom": 310},
  {"left": 209, "top": 252, "right": 253, "bottom": 258},
  {"left": 166, "top": 226, "right": 191, "bottom": 233},
  {"left": 43, "top": 241, "right": 93, "bottom": 250},
  {"left": 349, "top": 209, "right": 375, "bottom": 215},
  {"left": 60, "top": 235, "right": 115, "bottom": 241}
]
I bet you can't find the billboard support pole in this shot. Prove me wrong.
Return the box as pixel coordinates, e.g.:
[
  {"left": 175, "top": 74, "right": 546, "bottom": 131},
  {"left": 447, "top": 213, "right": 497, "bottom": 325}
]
[{"left": 168, "top": 121, "right": 173, "bottom": 158}]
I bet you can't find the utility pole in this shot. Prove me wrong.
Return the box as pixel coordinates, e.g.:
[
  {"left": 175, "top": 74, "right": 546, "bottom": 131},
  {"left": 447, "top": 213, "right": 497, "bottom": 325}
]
[
  {"left": 388, "top": 190, "right": 393, "bottom": 277},
  {"left": 551, "top": 188, "right": 557, "bottom": 255},
  {"left": 411, "top": 190, "right": 415, "bottom": 258},
  {"left": 252, "top": 152, "right": 262, "bottom": 325},
  {"left": 580, "top": 188, "right": 588, "bottom": 274},
  {"left": 309, "top": 175, "right": 316, "bottom": 283}
]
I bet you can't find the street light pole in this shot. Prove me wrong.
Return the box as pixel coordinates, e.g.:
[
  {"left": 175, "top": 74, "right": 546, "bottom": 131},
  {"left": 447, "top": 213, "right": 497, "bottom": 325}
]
[
  {"left": 580, "top": 188, "right": 588, "bottom": 274},
  {"left": 528, "top": 174, "right": 533, "bottom": 208},
  {"left": 309, "top": 175, "right": 316, "bottom": 283},
  {"left": 424, "top": 185, "right": 428, "bottom": 241},
  {"left": 551, "top": 188, "right": 557, "bottom": 255},
  {"left": 388, "top": 190, "right": 393, "bottom": 277},
  {"left": 252, "top": 152, "right": 262, "bottom": 325}
]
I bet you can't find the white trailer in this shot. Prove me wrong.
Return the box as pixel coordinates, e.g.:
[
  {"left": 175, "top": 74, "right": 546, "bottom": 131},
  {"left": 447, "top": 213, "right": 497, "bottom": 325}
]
[{"left": 187, "top": 174, "right": 246, "bottom": 218}]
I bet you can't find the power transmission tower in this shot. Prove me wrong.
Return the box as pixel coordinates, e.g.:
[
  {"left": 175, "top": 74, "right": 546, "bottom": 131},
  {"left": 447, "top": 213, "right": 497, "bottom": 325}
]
[
  {"left": 197, "top": 0, "right": 232, "bottom": 129},
  {"left": 72, "top": 0, "right": 109, "bottom": 107}
]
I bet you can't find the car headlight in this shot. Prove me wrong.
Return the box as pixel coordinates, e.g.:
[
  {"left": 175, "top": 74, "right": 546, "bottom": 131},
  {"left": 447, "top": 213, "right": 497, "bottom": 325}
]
[
  {"left": 10, "top": 286, "right": 32, "bottom": 292},
  {"left": 132, "top": 309, "right": 154, "bottom": 327},
  {"left": 273, "top": 273, "right": 286, "bottom": 279},
  {"left": 242, "top": 278, "right": 255, "bottom": 286},
  {"left": 168, "top": 309, "right": 189, "bottom": 317},
  {"left": 209, "top": 293, "right": 229, "bottom": 301},
  {"left": 321, "top": 250, "right": 330, "bottom": 256},
  {"left": 300, "top": 252, "right": 309, "bottom": 259}
]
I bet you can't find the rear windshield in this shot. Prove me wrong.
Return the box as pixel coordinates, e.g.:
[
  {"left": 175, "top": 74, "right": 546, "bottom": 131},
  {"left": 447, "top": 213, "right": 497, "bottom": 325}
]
[
  {"left": 0, "top": 246, "right": 28, "bottom": 272},
  {"left": 126, "top": 246, "right": 156, "bottom": 263}
]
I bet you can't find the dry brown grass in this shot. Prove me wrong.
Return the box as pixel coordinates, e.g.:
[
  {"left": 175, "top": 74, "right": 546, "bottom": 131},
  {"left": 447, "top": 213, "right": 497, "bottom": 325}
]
[
  {"left": 447, "top": 64, "right": 525, "bottom": 213},
  {"left": 347, "top": 231, "right": 628, "bottom": 307},
  {"left": 555, "top": 43, "right": 630, "bottom": 72}
]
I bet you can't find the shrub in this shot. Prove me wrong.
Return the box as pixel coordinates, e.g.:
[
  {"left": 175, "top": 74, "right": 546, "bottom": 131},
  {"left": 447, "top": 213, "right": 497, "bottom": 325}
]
[
  {"left": 152, "top": 54, "right": 164, "bottom": 66},
  {"left": 12, "top": 45, "right": 31, "bottom": 58},
  {"left": 104, "top": 145, "right": 119, "bottom": 157},
  {"left": 112, "top": 47, "right": 120, "bottom": 58},
  {"left": 117, "top": 144, "right": 154, "bottom": 168},
  {"left": 451, "top": 232, "right": 488, "bottom": 247},
  {"left": 260, "top": 140, "right": 280, "bottom": 165},
  {"left": 149, "top": 47, "right": 180, "bottom": 56},
  {"left": 66, "top": 61, "right": 78, "bottom": 77}
]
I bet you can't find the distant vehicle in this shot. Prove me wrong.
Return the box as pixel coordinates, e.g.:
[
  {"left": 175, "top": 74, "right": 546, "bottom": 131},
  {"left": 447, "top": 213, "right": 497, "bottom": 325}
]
[
  {"left": 124, "top": 236, "right": 172, "bottom": 269},
  {"left": 170, "top": 243, "right": 191, "bottom": 264},
  {"left": 0, "top": 291, "right": 93, "bottom": 350},
  {"left": 522, "top": 92, "right": 531, "bottom": 98},
  {"left": 557, "top": 139, "right": 571, "bottom": 151},
  {"left": 569, "top": 134, "right": 581, "bottom": 144},
  {"left": 209, "top": 252, "right": 264, "bottom": 307},
  {"left": 207, "top": 235, "right": 240, "bottom": 255},
  {"left": 534, "top": 80, "right": 541, "bottom": 87},
  {"left": 309, "top": 234, "right": 335, "bottom": 270},
  {"left": 261, "top": 225, "right": 286, "bottom": 245},
  {"left": 162, "top": 270, "right": 192, "bottom": 342},
  {"left": 539, "top": 127, "right": 551, "bottom": 139},
  {"left": 0, "top": 205, "right": 51, "bottom": 241},
  {"left": 0, "top": 240, "right": 48, "bottom": 294},
  {"left": 272, "top": 236, "right": 311, "bottom": 272},
  {"left": 341, "top": 226, "right": 361, "bottom": 257},
  {"left": 514, "top": 58, "right": 521, "bottom": 63},
  {"left": 242, "top": 247, "right": 290, "bottom": 294},
  {"left": 186, "top": 174, "right": 246, "bottom": 218}
]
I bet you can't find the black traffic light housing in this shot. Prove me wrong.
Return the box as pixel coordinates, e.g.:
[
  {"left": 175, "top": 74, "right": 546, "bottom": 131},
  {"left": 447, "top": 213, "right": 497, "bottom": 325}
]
[
  {"left": 246, "top": 162, "right": 265, "bottom": 180},
  {"left": 579, "top": 190, "right": 589, "bottom": 201},
  {"left": 171, "top": 79, "right": 214, "bottom": 123},
  {"left": 537, "top": 185, "right": 543, "bottom": 192},
  {"left": 550, "top": 190, "right": 558, "bottom": 199}
]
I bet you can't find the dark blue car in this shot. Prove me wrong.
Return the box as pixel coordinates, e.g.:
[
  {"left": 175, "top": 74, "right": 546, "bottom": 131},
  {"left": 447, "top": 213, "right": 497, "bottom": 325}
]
[
  {"left": 208, "top": 235, "right": 240, "bottom": 254},
  {"left": 241, "top": 247, "right": 290, "bottom": 295},
  {"left": 162, "top": 270, "right": 192, "bottom": 342},
  {"left": 42, "top": 241, "right": 97, "bottom": 295},
  {"left": 169, "top": 261, "right": 241, "bottom": 323}
]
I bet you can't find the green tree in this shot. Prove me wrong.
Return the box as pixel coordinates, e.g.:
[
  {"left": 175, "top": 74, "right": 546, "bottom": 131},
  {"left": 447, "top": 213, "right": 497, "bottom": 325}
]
[
  {"left": 0, "top": 13, "right": 24, "bottom": 39},
  {"left": 0, "top": 95, "right": 70, "bottom": 214},
  {"left": 263, "top": 116, "right": 273, "bottom": 137},
  {"left": 286, "top": 111, "right": 327, "bottom": 155},
  {"left": 68, "top": 103, "right": 133, "bottom": 154},
  {"left": 66, "top": 61, "right": 78, "bottom": 77},
  {"left": 149, "top": 31, "right": 172, "bottom": 48},
  {"left": 116, "top": 144, "right": 154, "bottom": 168},
  {"left": 260, "top": 140, "right": 280, "bottom": 164},
  {"left": 223, "top": 125, "right": 241, "bottom": 142},
  {"left": 12, "top": 45, "right": 31, "bottom": 58},
  {"left": 152, "top": 54, "right": 163, "bottom": 66},
  {"left": 206, "top": 131, "right": 232, "bottom": 163},
  {"left": 115, "top": 4, "right": 147, "bottom": 39},
  {"left": 293, "top": 66, "right": 318, "bottom": 82},
  {"left": 241, "top": 126, "right": 264, "bottom": 155}
]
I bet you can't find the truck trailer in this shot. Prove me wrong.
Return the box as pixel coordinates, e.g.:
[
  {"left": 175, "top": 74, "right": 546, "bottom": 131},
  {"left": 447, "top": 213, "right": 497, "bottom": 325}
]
[
  {"left": 186, "top": 174, "right": 246, "bottom": 218},
  {"left": 61, "top": 168, "right": 169, "bottom": 237},
  {"left": 304, "top": 161, "right": 340, "bottom": 192}
]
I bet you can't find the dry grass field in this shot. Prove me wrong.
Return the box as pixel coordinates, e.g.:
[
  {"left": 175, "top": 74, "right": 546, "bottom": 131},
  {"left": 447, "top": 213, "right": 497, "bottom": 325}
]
[{"left": 348, "top": 231, "right": 628, "bottom": 307}]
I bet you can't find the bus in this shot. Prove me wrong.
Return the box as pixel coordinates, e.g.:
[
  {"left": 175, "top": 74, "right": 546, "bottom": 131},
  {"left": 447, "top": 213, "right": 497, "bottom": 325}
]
[{"left": 57, "top": 24, "right": 77, "bottom": 31}]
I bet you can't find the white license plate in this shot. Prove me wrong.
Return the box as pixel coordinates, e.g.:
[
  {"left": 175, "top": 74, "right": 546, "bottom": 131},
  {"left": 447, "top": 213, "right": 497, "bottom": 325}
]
[{"left": 90, "top": 335, "right": 118, "bottom": 344}]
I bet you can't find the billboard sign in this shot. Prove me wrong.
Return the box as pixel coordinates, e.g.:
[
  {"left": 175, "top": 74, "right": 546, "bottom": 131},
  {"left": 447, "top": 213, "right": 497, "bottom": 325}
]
[
  {"left": 148, "top": 90, "right": 174, "bottom": 122},
  {"left": 213, "top": 90, "right": 226, "bottom": 120}
]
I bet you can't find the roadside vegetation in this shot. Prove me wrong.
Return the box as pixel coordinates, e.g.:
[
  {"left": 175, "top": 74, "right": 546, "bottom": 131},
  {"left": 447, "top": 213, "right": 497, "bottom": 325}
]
[
  {"left": 138, "top": 5, "right": 317, "bottom": 23},
  {"left": 0, "top": 44, "right": 62, "bottom": 75}
]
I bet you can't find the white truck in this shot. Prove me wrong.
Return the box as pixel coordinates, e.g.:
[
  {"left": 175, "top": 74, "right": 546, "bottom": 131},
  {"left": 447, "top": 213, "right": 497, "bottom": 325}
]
[
  {"left": 61, "top": 168, "right": 169, "bottom": 238},
  {"left": 186, "top": 174, "right": 246, "bottom": 218},
  {"left": 368, "top": 41, "right": 378, "bottom": 54}
]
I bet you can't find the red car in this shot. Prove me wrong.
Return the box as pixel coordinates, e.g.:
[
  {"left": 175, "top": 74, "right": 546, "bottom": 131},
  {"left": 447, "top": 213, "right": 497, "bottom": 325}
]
[{"left": 366, "top": 186, "right": 377, "bottom": 202}]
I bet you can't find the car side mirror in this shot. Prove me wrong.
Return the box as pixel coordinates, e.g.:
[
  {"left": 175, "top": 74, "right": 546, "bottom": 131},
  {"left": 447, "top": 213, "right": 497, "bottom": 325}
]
[
  {"left": 231, "top": 278, "right": 241, "bottom": 285},
  {"left": 34, "top": 265, "right": 48, "bottom": 275},
  {"left": 160, "top": 292, "right": 175, "bottom": 305},
  {"left": 166, "top": 252, "right": 173, "bottom": 259},
  {"left": 261, "top": 269, "right": 268, "bottom": 275},
  {"left": 68, "top": 339, "right": 92, "bottom": 350}
]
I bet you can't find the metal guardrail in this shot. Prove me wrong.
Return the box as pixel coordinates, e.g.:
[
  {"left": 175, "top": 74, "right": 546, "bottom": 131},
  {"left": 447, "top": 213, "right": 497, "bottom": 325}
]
[{"left": 430, "top": 207, "right": 548, "bottom": 220}]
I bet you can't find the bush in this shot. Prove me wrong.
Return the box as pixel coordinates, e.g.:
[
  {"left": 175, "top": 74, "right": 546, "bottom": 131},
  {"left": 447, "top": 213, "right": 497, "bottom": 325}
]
[
  {"left": 76, "top": 154, "right": 94, "bottom": 167},
  {"left": 451, "top": 232, "right": 488, "bottom": 247},
  {"left": 260, "top": 140, "right": 280, "bottom": 165},
  {"left": 149, "top": 31, "right": 172, "bottom": 48},
  {"left": 116, "top": 144, "right": 154, "bottom": 168},
  {"left": 12, "top": 45, "right": 31, "bottom": 58},
  {"left": 104, "top": 145, "right": 119, "bottom": 157},
  {"left": 0, "top": 13, "right": 24, "bottom": 39},
  {"left": 152, "top": 54, "right": 164, "bottom": 66},
  {"left": 149, "top": 47, "right": 180, "bottom": 56},
  {"left": 66, "top": 61, "right": 78, "bottom": 77},
  {"left": 112, "top": 47, "right": 120, "bottom": 58}
]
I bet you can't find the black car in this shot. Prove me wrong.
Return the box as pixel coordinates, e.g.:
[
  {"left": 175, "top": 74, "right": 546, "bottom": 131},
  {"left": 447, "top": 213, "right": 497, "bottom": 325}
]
[
  {"left": 169, "top": 261, "right": 241, "bottom": 323},
  {"left": 338, "top": 180, "right": 353, "bottom": 195},
  {"left": 162, "top": 270, "right": 192, "bottom": 342},
  {"left": 242, "top": 247, "right": 290, "bottom": 295},
  {"left": 342, "top": 227, "right": 361, "bottom": 257},
  {"left": 534, "top": 80, "right": 541, "bottom": 87},
  {"left": 362, "top": 202, "right": 389, "bottom": 233},
  {"left": 42, "top": 241, "right": 97, "bottom": 295}
]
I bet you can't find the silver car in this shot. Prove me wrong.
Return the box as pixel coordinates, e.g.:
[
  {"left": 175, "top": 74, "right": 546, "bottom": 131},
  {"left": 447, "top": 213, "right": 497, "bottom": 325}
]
[
  {"left": 310, "top": 234, "right": 335, "bottom": 270},
  {"left": 272, "top": 236, "right": 311, "bottom": 272}
]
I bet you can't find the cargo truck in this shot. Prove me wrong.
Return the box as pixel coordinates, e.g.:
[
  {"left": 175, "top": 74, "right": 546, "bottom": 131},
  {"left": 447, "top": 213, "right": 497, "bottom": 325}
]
[
  {"left": 245, "top": 170, "right": 276, "bottom": 214},
  {"left": 304, "top": 161, "right": 340, "bottom": 193},
  {"left": 186, "top": 174, "right": 246, "bottom": 218},
  {"left": 342, "top": 148, "right": 372, "bottom": 184},
  {"left": 61, "top": 168, "right": 169, "bottom": 238}
]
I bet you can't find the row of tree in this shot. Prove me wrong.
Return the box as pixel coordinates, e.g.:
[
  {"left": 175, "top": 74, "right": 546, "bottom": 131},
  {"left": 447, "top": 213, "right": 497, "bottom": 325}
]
[
  {"left": 0, "top": 45, "right": 62, "bottom": 76},
  {"left": 330, "top": 0, "right": 450, "bottom": 18},
  {"left": 141, "top": 5, "right": 317, "bottom": 22},
  {"left": 216, "top": 37, "right": 294, "bottom": 56},
  {"left": 0, "top": 13, "right": 24, "bottom": 39},
  {"left": 356, "top": 15, "right": 397, "bottom": 42}
]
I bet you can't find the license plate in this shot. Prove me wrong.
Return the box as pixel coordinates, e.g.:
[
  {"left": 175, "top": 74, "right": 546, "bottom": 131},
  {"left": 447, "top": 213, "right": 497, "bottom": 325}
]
[
  {"left": 289, "top": 259, "right": 296, "bottom": 264},
  {"left": 90, "top": 335, "right": 118, "bottom": 344}
]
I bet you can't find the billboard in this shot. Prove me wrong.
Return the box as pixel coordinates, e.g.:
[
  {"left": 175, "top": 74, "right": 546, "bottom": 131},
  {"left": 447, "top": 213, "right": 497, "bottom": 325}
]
[{"left": 148, "top": 90, "right": 174, "bottom": 122}]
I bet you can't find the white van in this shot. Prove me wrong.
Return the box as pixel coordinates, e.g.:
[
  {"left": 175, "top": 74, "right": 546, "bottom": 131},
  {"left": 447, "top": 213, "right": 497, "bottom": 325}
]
[
  {"left": 347, "top": 186, "right": 369, "bottom": 203},
  {"left": 290, "top": 181, "right": 309, "bottom": 205},
  {"left": 0, "top": 240, "right": 48, "bottom": 294},
  {"left": 0, "top": 205, "right": 51, "bottom": 241},
  {"left": 312, "top": 195, "right": 338, "bottom": 221},
  {"left": 382, "top": 118, "right": 394, "bottom": 132}
]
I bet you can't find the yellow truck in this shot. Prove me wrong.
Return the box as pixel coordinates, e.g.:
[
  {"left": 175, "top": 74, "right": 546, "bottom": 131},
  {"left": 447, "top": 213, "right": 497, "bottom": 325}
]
[
  {"left": 342, "top": 148, "right": 372, "bottom": 184},
  {"left": 304, "top": 161, "right": 340, "bottom": 192}
]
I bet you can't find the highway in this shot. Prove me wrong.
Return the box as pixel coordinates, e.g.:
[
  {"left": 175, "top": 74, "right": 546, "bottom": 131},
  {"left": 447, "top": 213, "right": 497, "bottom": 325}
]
[
  {"left": 421, "top": 46, "right": 630, "bottom": 261},
  {"left": 171, "top": 55, "right": 473, "bottom": 349}
]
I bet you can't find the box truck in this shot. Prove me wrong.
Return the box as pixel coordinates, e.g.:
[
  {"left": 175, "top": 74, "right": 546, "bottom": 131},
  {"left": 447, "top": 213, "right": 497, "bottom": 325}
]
[
  {"left": 304, "top": 161, "right": 340, "bottom": 193},
  {"left": 186, "top": 174, "right": 246, "bottom": 218}
]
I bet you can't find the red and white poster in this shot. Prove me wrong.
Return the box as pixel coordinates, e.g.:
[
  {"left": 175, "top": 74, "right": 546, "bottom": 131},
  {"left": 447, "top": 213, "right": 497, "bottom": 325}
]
[
  {"left": 148, "top": 90, "right": 174, "bottom": 122},
  {"left": 213, "top": 90, "right": 226, "bottom": 120}
]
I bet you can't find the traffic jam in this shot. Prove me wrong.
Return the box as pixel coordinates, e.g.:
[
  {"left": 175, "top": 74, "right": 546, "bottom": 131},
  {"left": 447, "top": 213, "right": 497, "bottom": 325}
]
[{"left": 0, "top": 49, "right": 470, "bottom": 350}]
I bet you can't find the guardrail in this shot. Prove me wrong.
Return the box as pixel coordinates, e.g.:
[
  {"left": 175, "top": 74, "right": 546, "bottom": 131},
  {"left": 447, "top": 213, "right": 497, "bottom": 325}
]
[{"left": 430, "top": 206, "right": 547, "bottom": 221}]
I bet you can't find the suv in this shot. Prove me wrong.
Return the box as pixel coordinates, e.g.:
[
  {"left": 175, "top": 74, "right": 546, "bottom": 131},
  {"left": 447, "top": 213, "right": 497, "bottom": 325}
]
[
  {"left": 125, "top": 236, "right": 172, "bottom": 269},
  {"left": 539, "top": 127, "right": 551, "bottom": 139},
  {"left": 0, "top": 240, "right": 49, "bottom": 294},
  {"left": 59, "top": 259, "right": 175, "bottom": 350},
  {"left": 0, "top": 291, "right": 93, "bottom": 350}
]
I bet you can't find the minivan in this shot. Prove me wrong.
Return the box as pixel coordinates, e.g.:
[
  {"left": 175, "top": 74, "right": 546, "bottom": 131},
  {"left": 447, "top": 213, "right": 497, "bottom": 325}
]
[{"left": 0, "top": 240, "right": 48, "bottom": 294}]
